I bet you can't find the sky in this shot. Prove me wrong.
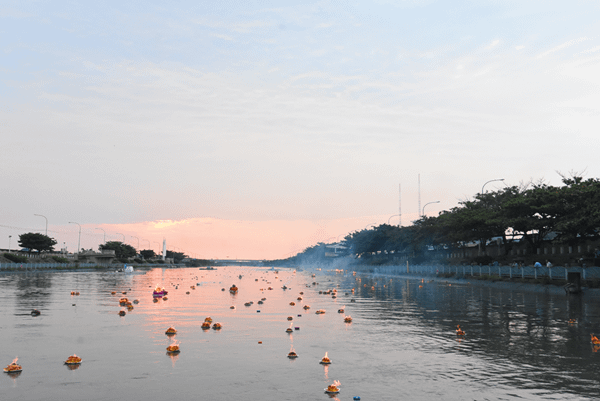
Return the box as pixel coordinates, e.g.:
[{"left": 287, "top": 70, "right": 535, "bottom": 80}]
[{"left": 1, "top": 1, "right": 599, "bottom": 259}]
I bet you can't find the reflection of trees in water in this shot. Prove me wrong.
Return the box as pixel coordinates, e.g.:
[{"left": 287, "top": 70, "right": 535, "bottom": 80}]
[
  {"left": 336, "top": 272, "right": 600, "bottom": 397},
  {"left": 13, "top": 272, "right": 54, "bottom": 312}
]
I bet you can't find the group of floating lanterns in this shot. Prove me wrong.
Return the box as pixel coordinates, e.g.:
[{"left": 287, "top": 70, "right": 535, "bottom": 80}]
[{"left": 4, "top": 354, "right": 82, "bottom": 375}]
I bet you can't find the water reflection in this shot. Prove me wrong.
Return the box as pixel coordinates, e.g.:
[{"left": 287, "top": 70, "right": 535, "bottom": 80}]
[{"left": 3, "top": 267, "right": 600, "bottom": 399}]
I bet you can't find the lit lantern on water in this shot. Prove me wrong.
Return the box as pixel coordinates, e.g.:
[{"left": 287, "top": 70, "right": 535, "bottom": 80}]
[
  {"left": 325, "top": 380, "right": 341, "bottom": 394},
  {"left": 344, "top": 316, "right": 352, "bottom": 323},
  {"left": 4, "top": 357, "right": 22, "bottom": 373},
  {"left": 165, "top": 326, "right": 177, "bottom": 335},
  {"left": 64, "top": 354, "right": 82, "bottom": 365},
  {"left": 591, "top": 334, "right": 600, "bottom": 345},
  {"left": 456, "top": 325, "right": 465, "bottom": 336},
  {"left": 320, "top": 352, "right": 332, "bottom": 364},
  {"left": 287, "top": 346, "right": 298, "bottom": 358}
]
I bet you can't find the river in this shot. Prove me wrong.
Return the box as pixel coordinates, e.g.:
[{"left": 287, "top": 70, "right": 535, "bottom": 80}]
[{"left": 1, "top": 266, "right": 600, "bottom": 400}]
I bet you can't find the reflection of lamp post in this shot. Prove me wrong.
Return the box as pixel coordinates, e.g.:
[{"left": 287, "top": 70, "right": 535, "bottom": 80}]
[
  {"left": 481, "top": 178, "right": 505, "bottom": 194},
  {"left": 116, "top": 232, "right": 125, "bottom": 242},
  {"left": 8, "top": 235, "right": 12, "bottom": 252},
  {"left": 96, "top": 228, "right": 106, "bottom": 244},
  {"left": 422, "top": 201, "right": 440, "bottom": 217},
  {"left": 34, "top": 214, "right": 48, "bottom": 236},
  {"left": 68, "top": 222, "right": 81, "bottom": 254}
]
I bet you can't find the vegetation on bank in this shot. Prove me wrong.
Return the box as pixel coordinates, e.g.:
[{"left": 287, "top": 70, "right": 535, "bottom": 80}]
[{"left": 279, "top": 174, "right": 600, "bottom": 267}]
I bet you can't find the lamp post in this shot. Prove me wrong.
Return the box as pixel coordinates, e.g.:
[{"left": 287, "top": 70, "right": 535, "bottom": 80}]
[
  {"left": 387, "top": 214, "right": 401, "bottom": 225},
  {"left": 481, "top": 178, "right": 505, "bottom": 194},
  {"left": 96, "top": 228, "right": 106, "bottom": 244},
  {"left": 131, "top": 236, "right": 139, "bottom": 251},
  {"left": 34, "top": 214, "right": 48, "bottom": 236},
  {"left": 68, "top": 222, "right": 81, "bottom": 255},
  {"left": 8, "top": 235, "right": 11, "bottom": 252},
  {"left": 143, "top": 239, "right": 151, "bottom": 250},
  {"left": 422, "top": 201, "right": 440, "bottom": 217},
  {"left": 116, "top": 232, "right": 125, "bottom": 242}
]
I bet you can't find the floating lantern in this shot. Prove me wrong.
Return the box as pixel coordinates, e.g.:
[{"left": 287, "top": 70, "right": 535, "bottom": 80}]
[
  {"left": 344, "top": 316, "right": 352, "bottom": 323},
  {"left": 316, "top": 309, "right": 326, "bottom": 315},
  {"left": 289, "top": 302, "right": 296, "bottom": 306},
  {"left": 230, "top": 306, "right": 235, "bottom": 309},
  {"left": 31, "top": 309, "right": 41, "bottom": 316},
  {"left": 287, "top": 347, "right": 298, "bottom": 358},
  {"left": 212, "top": 322, "right": 222, "bottom": 330},
  {"left": 166, "top": 344, "right": 180, "bottom": 354},
  {"left": 201, "top": 321, "right": 211, "bottom": 329},
  {"left": 325, "top": 380, "right": 341, "bottom": 394},
  {"left": 133, "top": 299, "right": 139, "bottom": 304},
  {"left": 320, "top": 352, "right": 332, "bottom": 364},
  {"left": 258, "top": 300, "right": 263, "bottom": 305},
  {"left": 205, "top": 317, "right": 212, "bottom": 323},
  {"left": 568, "top": 319, "right": 577, "bottom": 324},
  {"left": 591, "top": 334, "right": 600, "bottom": 345},
  {"left": 64, "top": 355, "right": 82, "bottom": 365},
  {"left": 4, "top": 358, "right": 22, "bottom": 373},
  {"left": 119, "top": 310, "right": 126, "bottom": 316},
  {"left": 165, "top": 327, "right": 177, "bottom": 335},
  {"left": 287, "top": 316, "right": 293, "bottom": 321},
  {"left": 456, "top": 325, "right": 465, "bottom": 336},
  {"left": 303, "top": 305, "right": 310, "bottom": 310},
  {"left": 229, "top": 285, "right": 238, "bottom": 293},
  {"left": 111, "top": 291, "right": 116, "bottom": 295},
  {"left": 338, "top": 306, "right": 345, "bottom": 313},
  {"left": 297, "top": 297, "right": 303, "bottom": 301}
]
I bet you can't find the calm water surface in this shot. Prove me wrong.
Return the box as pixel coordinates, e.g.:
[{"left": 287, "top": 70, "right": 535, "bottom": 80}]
[{"left": 2, "top": 267, "right": 600, "bottom": 400}]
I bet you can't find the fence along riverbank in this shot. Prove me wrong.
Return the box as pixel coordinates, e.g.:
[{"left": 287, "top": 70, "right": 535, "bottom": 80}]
[{"left": 372, "top": 263, "right": 600, "bottom": 282}]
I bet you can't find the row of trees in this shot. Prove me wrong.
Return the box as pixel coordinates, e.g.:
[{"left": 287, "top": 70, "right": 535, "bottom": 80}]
[
  {"left": 7, "top": 235, "right": 188, "bottom": 263},
  {"left": 287, "top": 175, "right": 600, "bottom": 264}
]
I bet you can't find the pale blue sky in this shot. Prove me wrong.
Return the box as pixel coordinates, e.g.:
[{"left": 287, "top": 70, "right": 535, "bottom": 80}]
[{"left": 1, "top": 1, "right": 599, "bottom": 257}]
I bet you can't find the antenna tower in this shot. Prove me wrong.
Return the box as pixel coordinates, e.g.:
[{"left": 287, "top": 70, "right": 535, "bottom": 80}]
[{"left": 418, "top": 174, "right": 421, "bottom": 218}]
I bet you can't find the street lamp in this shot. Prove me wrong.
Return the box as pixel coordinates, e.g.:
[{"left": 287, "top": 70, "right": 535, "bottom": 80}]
[
  {"left": 8, "top": 235, "right": 12, "bottom": 252},
  {"left": 131, "top": 236, "right": 139, "bottom": 251},
  {"left": 116, "top": 232, "right": 125, "bottom": 242},
  {"left": 34, "top": 214, "right": 48, "bottom": 236},
  {"left": 68, "top": 222, "right": 81, "bottom": 254},
  {"left": 96, "top": 228, "right": 106, "bottom": 244},
  {"left": 481, "top": 178, "right": 505, "bottom": 194},
  {"left": 387, "top": 214, "right": 401, "bottom": 225},
  {"left": 422, "top": 201, "right": 440, "bottom": 217}
]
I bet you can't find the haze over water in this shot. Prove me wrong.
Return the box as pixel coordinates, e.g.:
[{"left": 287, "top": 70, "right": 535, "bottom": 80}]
[{"left": 2, "top": 267, "right": 600, "bottom": 400}]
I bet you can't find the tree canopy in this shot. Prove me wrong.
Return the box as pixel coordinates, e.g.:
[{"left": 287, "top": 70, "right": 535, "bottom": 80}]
[
  {"left": 99, "top": 241, "right": 137, "bottom": 259},
  {"left": 18, "top": 233, "right": 57, "bottom": 253}
]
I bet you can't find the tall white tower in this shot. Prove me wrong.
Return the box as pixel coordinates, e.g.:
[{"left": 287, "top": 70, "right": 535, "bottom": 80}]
[{"left": 162, "top": 239, "right": 166, "bottom": 260}]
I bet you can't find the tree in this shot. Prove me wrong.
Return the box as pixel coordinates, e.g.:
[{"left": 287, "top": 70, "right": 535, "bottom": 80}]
[
  {"left": 18, "top": 233, "right": 57, "bottom": 253},
  {"left": 99, "top": 241, "right": 136, "bottom": 259},
  {"left": 140, "top": 249, "right": 156, "bottom": 259},
  {"left": 166, "top": 250, "right": 186, "bottom": 263}
]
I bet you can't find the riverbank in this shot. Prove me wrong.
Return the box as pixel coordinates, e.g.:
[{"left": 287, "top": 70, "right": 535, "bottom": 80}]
[{"left": 347, "top": 263, "right": 600, "bottom": 297}]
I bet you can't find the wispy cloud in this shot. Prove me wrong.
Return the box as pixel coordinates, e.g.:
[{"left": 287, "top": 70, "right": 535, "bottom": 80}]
[{"left": 536, "top": 37, "right": 590, "bottom": 58}]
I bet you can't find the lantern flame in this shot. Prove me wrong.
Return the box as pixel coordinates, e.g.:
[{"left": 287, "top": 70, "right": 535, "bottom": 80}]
[{"left": 11, "top": 357, "right": 18, "bottom": 365}]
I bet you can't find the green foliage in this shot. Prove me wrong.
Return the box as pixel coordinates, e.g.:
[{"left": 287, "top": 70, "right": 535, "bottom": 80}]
[
  {"left": 166, "top": 250, "right": 186, "bottom": 262},
  {"left": 99, "top": 241, "right": 136, "bottom": 259},
  {"left": 4, "top": 253, "right": 28, "bottom": 263},
  {"left": 18, "top": 233, "right": 57, "bottom": 253},
  {"left": 51, "top": 256, "right": 70, "bottom": 263},
  {"left": 140, "top": 249, "right": 156, "bottom": 259},
  {"left": 473, "top": 255, "right": 494, "bottom": 265}
]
